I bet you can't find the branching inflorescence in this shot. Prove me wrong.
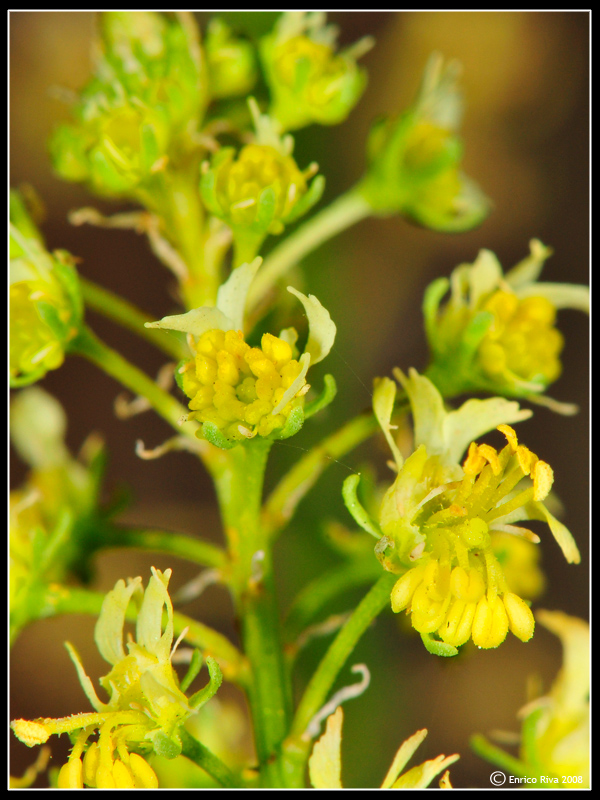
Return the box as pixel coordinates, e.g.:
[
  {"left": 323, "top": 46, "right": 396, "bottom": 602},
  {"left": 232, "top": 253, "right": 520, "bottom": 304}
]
[{"left": 10, "top": 11, "right": 588, "bottom": 789}]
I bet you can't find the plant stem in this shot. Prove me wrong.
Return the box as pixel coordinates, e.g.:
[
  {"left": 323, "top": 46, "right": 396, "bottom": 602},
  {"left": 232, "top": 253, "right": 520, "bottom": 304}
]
[
  {"left": 469, "top": 735, "right": 546, "bottom": 781},
  {"left": 21, "top": 583, "right": 248, "bottom": 684},
  {"left": 262, "top": 410, "right": 379, "bottom": 538},
  {"left": 212, "top": 441, "right": 293, "bottom": 787},
  {"left": 283, "top": 559, "right": 383, "bottom": 645},
  {"left": 282, "top": 571, "right": 397, "bottom": 786},
  {"left": 80, "top": 277, "right": 188, "bottom": 361},
  {"left": 98, "top": 526, "right": 227, "bottom": 570},
  {"left": 69, "top": 325, "right": 201, "bottom": 442},
  {"left": 180, "top": 728, "right": 239, "bottom": 787},
  {"left": 247, "top": 187, "right": 371, "bottom": 313}
]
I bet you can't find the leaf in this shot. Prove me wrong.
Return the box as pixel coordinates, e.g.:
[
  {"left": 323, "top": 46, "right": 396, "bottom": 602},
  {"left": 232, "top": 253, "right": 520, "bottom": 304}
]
[
  {"left": 180, "top": 649, "right": 203, "bottom": 693},
  {"left": 215, "top": 257, "right": 262, "bottom": 330}
]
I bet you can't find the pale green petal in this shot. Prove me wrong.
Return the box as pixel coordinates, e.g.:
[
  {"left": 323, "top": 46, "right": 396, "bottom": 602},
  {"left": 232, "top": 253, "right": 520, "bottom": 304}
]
[
  {"left": 515, "top": 283, "right": 589, "bottom": 314},
  {"left": 136, "top": 567, "right": 174, "bottom": 661},
  {"left": 9, "top": 258, "right": 39, "bottom": 284},
  {"left": 95, "top": 576, "right": 143, "bottom": 666},
  {"left": 443, "top": 397, "right": 532, "bottom": 465},
  {"left": 530, "top": 502, "right": 581, "bottom": 564},
  {"left": 216, "top": 257, "right": 262, "bottom": 331},
  {"left": 271, "top": 352, "right": 310, "bottom": 415},
  {"left": 65, "top": 641, "right": 107, "bottom": 712},
  {"left": 10, "top": 387, "right": 69, "bottom": 469},
  {"left": 380, "top": 728, "right": 427, "bottom": 788},
  {"left": 536, "top": 610, "right": 589, "bottom": 714},
  {"left": 394, "top": 368, "right": 446, "bottom": 457},
  {"left": 392, "top": 753, "right": 459, "bottom": 788},
  {"left": 466, "top": 249, "right": 503, "bottom": 308},
  {"left": 287, "top": 286, "right": 336, "bottom": 364},
  {"left": 373, "top": 377, "right": 404, "bottom": 469},
  {"left": 308, "top": 707, "right": 343, "bottom": 789},
  {"left": 505, "top": 239, "right": 553, "bottom": 288},
  {"left": 145, "top": 307, "right": 235, "bottom": 338}
]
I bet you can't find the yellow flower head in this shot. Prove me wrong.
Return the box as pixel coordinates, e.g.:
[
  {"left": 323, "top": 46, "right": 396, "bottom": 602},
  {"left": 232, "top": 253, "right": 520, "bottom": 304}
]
[
  {"left": 147, "top": 259, "right": 336, "bottom": 447},
  {"left": 200, "top": 100, "right": 324, "bottom": 259},
  {"left": 346, "top": 369, "right": 580, "bottom": 655},
  {"left": 11, "top": 569, "right": 223, "bottom": 788},
  {"left": 424, "top": 241, "right": 589, "bottom": 411}
]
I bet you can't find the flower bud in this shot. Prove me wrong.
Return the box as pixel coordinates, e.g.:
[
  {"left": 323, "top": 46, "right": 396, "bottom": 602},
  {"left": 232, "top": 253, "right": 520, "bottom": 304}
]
[
  {"left": 503, "top": 592, "right": 535, "bottom": 642},
  {"left": 359, "top": 53, "right": 489, "bottom": 232},
  {"left": 206, "top": 18, "right": 257, "bottom": 99},
  {"left": 57, "top": 758, "right": 84, "bottom": 789},
  {"left": 49, "top": 12, "right": 207, "bottom": 199},
  {"left": 260, "top": 12, "right": 370, "bottom": 131},
  {"left": 10, "top": 192, "right": 82, "bottom": 387}
]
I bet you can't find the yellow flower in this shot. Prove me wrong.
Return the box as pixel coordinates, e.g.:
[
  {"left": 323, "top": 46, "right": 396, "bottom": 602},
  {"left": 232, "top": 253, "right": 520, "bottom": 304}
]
[
  {"left": 346, "top": 369, "right": 580, "bottom": 655},
  {"left": 308, "top": 707, "right": 458, "bottom": 789},
  {"left": 147, "top": 258, "right": 336, "bottom": 446},
  {"left": 424, "top": 241, "right": 589, "bottom": 411},
  {"left": 11, "top": 569, "right": 223, "bottom": 788}
]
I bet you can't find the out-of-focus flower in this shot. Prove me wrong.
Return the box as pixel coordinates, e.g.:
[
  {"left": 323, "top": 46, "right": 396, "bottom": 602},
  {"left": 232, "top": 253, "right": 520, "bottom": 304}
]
[
  {"left": 423, "top": 241, "right": 589, "bottom": 411},
  {"left": 359, "top": 53, "right": 489, "bottom": 232},
  {"left": 260, "top": 12, "right": 372, "bottom": 131},
  {"left": 308, "top": 707, "right": 458, "bottom": 788},
  {"left": 10, "top": 191, "right": 82, "bottom": 387},
  {"left": 10, "top": 387, "right": 111, "bottom": 643},
  {"left": 11, "top": 568, "right": 223, "bottom": 788},
  {"left": 205, "top": 18, "right": 257, "bottom": 99},
  {"left": 146, "top": 258, "right": 336, "bottom": 446},
  {"left": 200, "top": 101, "right": 324, "bottom": 263},
  {"left": 49, "top": 12, "right": 207, "bottom": 198},
  {"left": 344, "top": 369, "right": 579, "bottom": 655},
  {"left": 472, "top": 611, "right": 589, "bottom": 787}
]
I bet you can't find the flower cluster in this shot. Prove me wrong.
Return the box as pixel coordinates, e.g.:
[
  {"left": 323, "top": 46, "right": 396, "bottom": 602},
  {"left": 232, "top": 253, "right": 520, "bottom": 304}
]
[
  {"left": 260, "top": 12, "right": 371, "bottom": 131},
  {"left": 200, "top": 101, "right": 324, "bottom": 263},
  {"left": 423, "top": 241, "right": 589, "bottom": 408},
  {"left": 10, "top": 192, "right": 82, "bottom": 387},
  {"left": 147, "top": 258, "right": 336, "bottom": 446},
  {"left": 345, "top": 369, "right": 579, "bottom": 655},
  {"left": 49, "top": 12, "right": 206, "bottom": 198},
  {"left": 11, "top": 568, "right": 222, "bottom": 789},
  {"left": 359, "top": 53, "right": 490, "bottom": 231}
]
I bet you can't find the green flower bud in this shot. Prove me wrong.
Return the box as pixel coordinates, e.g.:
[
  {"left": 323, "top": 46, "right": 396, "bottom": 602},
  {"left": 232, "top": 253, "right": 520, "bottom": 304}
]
[
  {"left": 205, "top": 18, "right": 257, "bottom": 99},
  {"left": 359, "top": 53, "right": 490, "bottom": 232},
  {"left": 260, "top": 12, "right": 371, "bottom": 131},
  {"left": 200, "top": 102, "right": 324, "bottom": 261},
  {"left": 49, "top": 12, "right": 207, "bottom": 199},
  {"left": 10, "top": 192, "right": 82, "bottom": 387},
  {"left": 423, "top": 242, "right": 589, "bottom": 411}
]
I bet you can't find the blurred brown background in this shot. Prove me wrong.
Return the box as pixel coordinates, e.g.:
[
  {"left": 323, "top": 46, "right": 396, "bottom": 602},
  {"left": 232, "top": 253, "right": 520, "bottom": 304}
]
[{"left": 10, "top": 12, "right": 589, "bottom": 788}]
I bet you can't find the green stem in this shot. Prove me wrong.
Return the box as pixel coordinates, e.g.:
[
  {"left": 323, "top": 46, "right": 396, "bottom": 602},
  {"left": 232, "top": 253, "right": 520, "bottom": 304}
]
[
  {"left": 283, "top": 559, "right": 383, "bottom": 645},
  {"left": 98, "top": 526, "right": 227, "bottom": 570},
  {"left": 212, "top": 441, "right": 292, "bottom": 787},
  {"left": 282, "top": 571, "right": 397, "bottom": 786},
  {"left": 469, "top": 735, "right": 547, "bottom": 782},
  {"left": 69, "top": 325, "right": 201, "bottom": 443},
  {"left": 247, "top": 187, "right": 371, "bottom": 314},
  {"left": 22, "top": 583, "right": 249, "bottom": 684},
  {"left": 262, "top": 410, "right": 379, "bottom": 538},
  {"left": 80, "top": 278, "right": 188, "bottom": 361},
  {"left": 180, "top": 728, "right": 239, "bottom": 788}
]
